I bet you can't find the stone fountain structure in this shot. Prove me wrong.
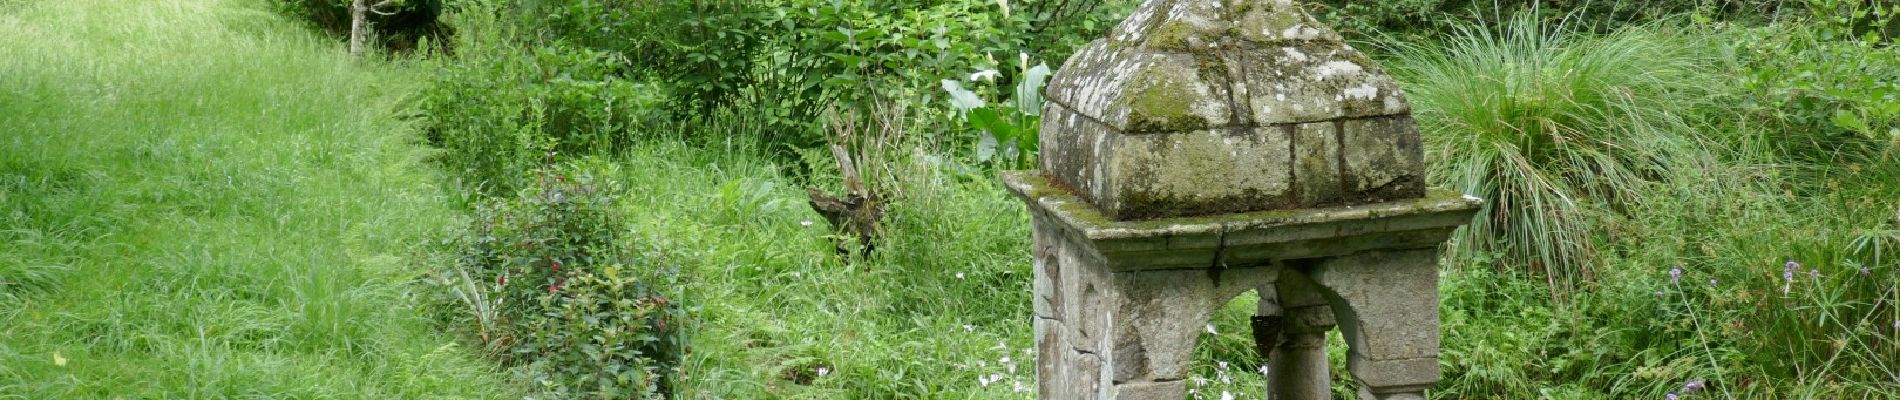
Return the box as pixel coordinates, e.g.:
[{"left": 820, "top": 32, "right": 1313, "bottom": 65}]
[{"left": 1003, "top": 0, "right": 1482, "bottom": 398}]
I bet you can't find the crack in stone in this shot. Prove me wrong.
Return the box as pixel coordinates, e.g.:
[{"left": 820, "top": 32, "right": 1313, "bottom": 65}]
[{"left": 1207, "top": 224, "right": 1229, "bottom": 286}]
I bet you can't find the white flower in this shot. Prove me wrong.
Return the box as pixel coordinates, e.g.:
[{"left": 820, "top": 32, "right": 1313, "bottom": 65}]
[
  {"left": 969, "top": 69, "right": 1001, "bottom": 81},
  {"left": 956, "top": 272, "right": 966, "bottom": 279},
  {"left": 963, "top": 324, "right": 975, "bottom": 332},
  {"left": 1000, "top": 356, "right": 1011, "bottom": 364},
  {"left": 1220, "top": 391, "right": 1234, "bottom": 400},
  {"left": 800, "top": 219, "right": 813, "bottom": 227},
  {"left": 1013, "top": 381, "right": 1030, "bottom": 393},
  {"left": 816, "top": 366, "right": 830, "bottom": 377},
  {"left": 1205, "top": 324, "right": 1217, "bottom": 334}
]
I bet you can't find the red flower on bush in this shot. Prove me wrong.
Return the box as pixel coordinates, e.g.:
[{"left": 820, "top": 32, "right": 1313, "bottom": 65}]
[{"left": 549, "top": 279, "right": 564, "bottom": 294}]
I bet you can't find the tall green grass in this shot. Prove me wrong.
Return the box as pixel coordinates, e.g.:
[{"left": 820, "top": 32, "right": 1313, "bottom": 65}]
[
  {"left": 0, "top": 0, "right": 512, "bottom": 397},
  {"left": 1390, "top": 16, "right": 1725, "bottom": 290},
  {"left": 575, "top": 137, "right": 1039, "bottom": 398}
]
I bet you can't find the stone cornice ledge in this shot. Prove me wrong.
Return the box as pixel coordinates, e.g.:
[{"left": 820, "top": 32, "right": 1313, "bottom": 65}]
[{"left": 1003, "top": 170, "right": 1482, "bottom": 271}]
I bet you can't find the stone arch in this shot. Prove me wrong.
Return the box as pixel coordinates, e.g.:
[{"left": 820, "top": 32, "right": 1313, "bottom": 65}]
[{"left": 1183, "top": 287, "right": 1273, "bottom": 397}]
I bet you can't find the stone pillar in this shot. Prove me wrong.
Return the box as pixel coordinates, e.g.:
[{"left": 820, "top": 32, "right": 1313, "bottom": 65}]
[
  {"left": 1266, "top": 270, "right": 1335, "bottom": 400},
  {"left": 1011, "top": 0, "right": 1481, "bottom": 399}
]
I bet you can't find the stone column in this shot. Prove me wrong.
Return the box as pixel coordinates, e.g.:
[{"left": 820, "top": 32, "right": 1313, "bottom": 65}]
[{"left": 1266, "top": 270, "right": 1336, "bottom": 400}]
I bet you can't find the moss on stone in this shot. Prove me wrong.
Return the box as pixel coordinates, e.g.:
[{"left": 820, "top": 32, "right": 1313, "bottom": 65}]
[
  {"left": 1123, "top": 68, "right": 1207, "bottom": 132},
  {"left": 1145, "top": 20, "right": 1199, "bottom": 51}
]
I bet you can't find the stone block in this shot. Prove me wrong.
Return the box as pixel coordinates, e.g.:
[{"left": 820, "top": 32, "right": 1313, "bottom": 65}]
[
  {"left": 1036, "top": 317, "right": 1067, "bottom": 399},
  {"left": 1033, "top": 222, "right": 1062, "bottom": 319},
  {"left": 1044, "top": 48, "right": 1233, "bottom": 134},
  {"left": 1346, "top": 356, "right": 1441, "bottom": 389},
  {"left": 1292, "top": 122, "right": 1341, "bottom": 205},
  {"left": 1109, "top": 128, "right": 1294, "bottom": 217},
  {"left": 1341, "top": 115, "right": 1425, "bottom": 198},
  {"left": 1312, "top": 249, "right": 1440, "bottom": 361},
  {"left": 1112, "top": 380, "right": 1188, "bottom": 400},
  {"left": 1060, "top": 241, "right": 1112, "bottom": 354},
  {"left": 1065, "top": 348, "right": 1106, "bottom": 398},
  {"left": 1235, "top": 46, "right": 1408, "bottom": 124}
]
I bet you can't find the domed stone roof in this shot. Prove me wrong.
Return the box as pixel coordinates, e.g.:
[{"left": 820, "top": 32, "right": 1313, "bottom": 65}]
[{"left": 1040, "top": 0, "right": 1424, "bottom": 220}]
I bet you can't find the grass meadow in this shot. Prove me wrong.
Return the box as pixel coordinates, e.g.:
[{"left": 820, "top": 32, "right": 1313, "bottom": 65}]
[{"left": 0, "top": 0, "right": 513, "bottom": 397}]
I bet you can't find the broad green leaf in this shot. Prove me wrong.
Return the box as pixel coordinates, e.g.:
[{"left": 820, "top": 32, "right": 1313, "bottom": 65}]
[
  {"left": 1015, "top": 63, "right": 1052, "bottom": 115},
  {"left": 941, "top": 80, "right": 984, "bottom": 112},
  {"left": 977, "top": 129, "right": 999, "bottom": 162}
]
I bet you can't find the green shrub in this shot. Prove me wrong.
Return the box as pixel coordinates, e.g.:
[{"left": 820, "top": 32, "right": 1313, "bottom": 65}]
[
  {"left": 1727, "top": 0, "right": 1900, "bottom": 164},
  {"left": 452, "top": 163, "right": 685, "bottom": 398},
  {"left": 419, "top": 25, "right": 667, "bottom": 193},
  {"left": 1390, "top": 15, "right": 1723, "bottom": 289},
  {"left": 523, "top": 0, "right": 768, "bottom": 110}
]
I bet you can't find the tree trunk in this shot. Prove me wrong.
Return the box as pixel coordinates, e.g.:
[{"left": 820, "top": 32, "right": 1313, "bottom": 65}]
[{"left": 349, "top": 0, "right": 368, "bottom": 57}]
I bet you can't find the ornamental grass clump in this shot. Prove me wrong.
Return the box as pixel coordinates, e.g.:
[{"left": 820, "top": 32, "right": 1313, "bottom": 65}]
[
  {"left": 1389, "top": 15, "right": 1723, "bottom": 291},
  {"left": 451, "top": 162, "right": 685, "bottom": 398}
]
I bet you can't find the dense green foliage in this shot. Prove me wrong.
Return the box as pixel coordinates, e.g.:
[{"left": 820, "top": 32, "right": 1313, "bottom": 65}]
[
  {"left": 418, "top": 30, "right": 665, "bottom": 194},
  {"left": 446, "top": 164, "right": 684, "bottom": 397},
  {"left": 0, "top": 0, "right": 513, "bottom": 397},
  {"left": 453, "top": 0, "right": 1135, "bottom": 151}
]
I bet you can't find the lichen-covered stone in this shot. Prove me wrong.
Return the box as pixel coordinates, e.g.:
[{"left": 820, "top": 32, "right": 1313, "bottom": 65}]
[
  {"left": 1022, "top": 2, "right": 1474, "bottom": 399},
  {"left": 1042, "top": 0, "right": 1423, "bottom": 220}
]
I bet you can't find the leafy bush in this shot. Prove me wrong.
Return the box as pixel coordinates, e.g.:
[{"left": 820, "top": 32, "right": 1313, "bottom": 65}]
[
  {"left": 942, "top": 59, "right": 1051, "bottom": 169},
  {"left": 419, "top": 22, "right": 666, "bottom": 193},
  {"left": 523, "top": 0, "right": 767, "bottom": 110},
  {"left": 1728, "top": 0, "right": 1900, "bottom": 163},
  {"left": 451, "top": 163, "right": 685, "bottom": 398},
  {"left": 1390, "top": 15, "right": 1723, "bottom": 289}
]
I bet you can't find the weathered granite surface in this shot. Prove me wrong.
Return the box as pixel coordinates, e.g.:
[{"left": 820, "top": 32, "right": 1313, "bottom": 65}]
[
  {"left": 1020, "top": 1, "right": 1477, "bottom": 399},
  {"left": 1041, "top": 0, "right": 1423, "bottom": 221}
]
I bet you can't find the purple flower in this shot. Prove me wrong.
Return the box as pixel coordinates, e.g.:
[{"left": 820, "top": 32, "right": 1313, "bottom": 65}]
[
  {"left": 1667, "top": 393, "right": 1679, "bottom": 400},
  {"left": 1709, "top": 278, "right": 1718, "bottom": 287},
  {"left": 1860, "top": 266, "right": 1871, "bottom": 276},
  {"left": 1669, "top": 267, "right": 1682, "bottom": 285},
  {"left": 1683, "top": 378, "right": 1705, "bottom": 393},
  {"left": 1784, "top": 260, "right": 1800, "bottom": 281}
]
